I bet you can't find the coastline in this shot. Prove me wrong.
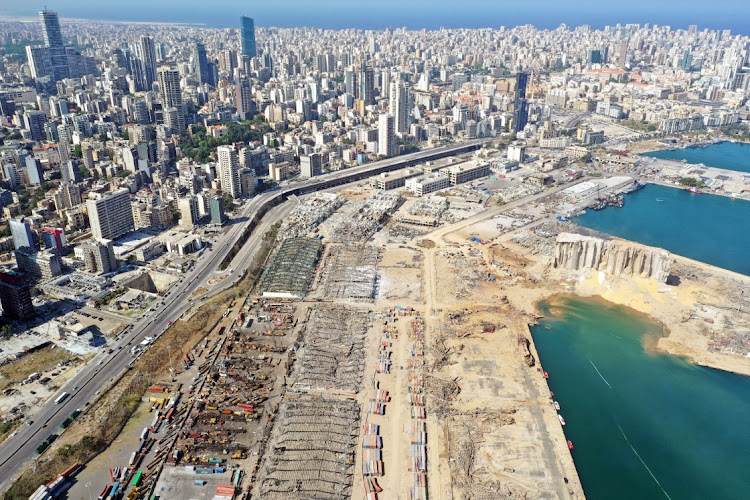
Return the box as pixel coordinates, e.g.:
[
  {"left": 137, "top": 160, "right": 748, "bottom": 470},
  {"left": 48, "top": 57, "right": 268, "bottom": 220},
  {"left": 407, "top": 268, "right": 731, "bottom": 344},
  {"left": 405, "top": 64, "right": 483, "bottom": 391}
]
[
  {"left": 423, "top": 174, "right": 750, "bottom": 497},
  {"left": 528, "top": 290, "right": 750, "bottom": 376},
  {"left": 541, "top": 251, "right": 750, "bottom": 377},
  {"left": 630, "top": 136, "right": 750, "bottom": 156},
  {"left": 644, "top": 179, "right": 750, "bottom": 202}
]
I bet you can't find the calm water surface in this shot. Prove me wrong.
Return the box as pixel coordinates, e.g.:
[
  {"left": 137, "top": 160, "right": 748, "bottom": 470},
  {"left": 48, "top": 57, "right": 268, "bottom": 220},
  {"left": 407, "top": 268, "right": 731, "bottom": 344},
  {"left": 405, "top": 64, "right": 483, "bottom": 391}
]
[
  {"left": 642, "top": 141, "right": 750, "bottom": 173},
  {"left": 531, "top": 296, "right": 750, "bottom": 500},
  {"left": 573, "top": 183, "right": 750, "bottom": 275}
]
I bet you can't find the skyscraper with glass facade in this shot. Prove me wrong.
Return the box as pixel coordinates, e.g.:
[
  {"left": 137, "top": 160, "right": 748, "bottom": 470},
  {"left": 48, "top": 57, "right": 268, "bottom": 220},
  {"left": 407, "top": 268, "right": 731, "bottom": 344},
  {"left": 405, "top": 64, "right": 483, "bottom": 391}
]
[
  {"left": 241, "top": 16, "right": 257, "bottom": 58},
  {"left": 39, "top": 10, "right": 69, "bottom": 81}
]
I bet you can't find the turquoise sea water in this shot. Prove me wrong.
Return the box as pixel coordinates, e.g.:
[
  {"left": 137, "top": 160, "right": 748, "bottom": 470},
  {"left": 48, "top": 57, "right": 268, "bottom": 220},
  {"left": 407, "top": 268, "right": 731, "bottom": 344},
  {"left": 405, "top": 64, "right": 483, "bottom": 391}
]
[
  {"left": 573, "top": 183, "right": 750, "bottom": 276},
  {"left": 642, "top": 141, "right": 750, "bottom": 173},
  {"left": 531, "top": 296, "right": 750, "bottom": 500}
]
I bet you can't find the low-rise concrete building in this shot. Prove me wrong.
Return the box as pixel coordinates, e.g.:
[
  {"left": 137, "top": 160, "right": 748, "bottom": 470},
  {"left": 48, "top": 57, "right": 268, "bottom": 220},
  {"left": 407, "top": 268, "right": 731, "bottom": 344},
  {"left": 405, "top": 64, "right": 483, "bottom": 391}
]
[{"left": 405, "top": 174, "right": 451, "bottom": 196}]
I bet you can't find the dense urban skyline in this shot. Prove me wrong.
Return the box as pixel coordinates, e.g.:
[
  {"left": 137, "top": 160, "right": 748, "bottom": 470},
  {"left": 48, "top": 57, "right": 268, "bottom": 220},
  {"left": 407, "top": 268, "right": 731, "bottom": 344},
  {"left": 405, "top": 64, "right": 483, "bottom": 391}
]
[{"left": 0, "top": 3, "right": 749, "bottom": 500}]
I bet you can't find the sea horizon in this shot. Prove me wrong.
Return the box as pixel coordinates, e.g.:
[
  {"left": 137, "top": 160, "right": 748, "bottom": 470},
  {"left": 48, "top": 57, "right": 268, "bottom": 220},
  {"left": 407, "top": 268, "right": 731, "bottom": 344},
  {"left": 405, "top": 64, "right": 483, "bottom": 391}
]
[{"left": 1, "top": 7, "right": 749, "bottom": 34}]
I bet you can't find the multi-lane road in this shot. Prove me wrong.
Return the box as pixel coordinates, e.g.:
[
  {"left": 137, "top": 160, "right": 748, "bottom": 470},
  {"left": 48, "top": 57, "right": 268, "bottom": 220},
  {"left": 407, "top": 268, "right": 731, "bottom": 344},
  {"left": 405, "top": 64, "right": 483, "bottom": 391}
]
[
  {"left": 0, "top": 140, "right": 487, "bottom": 492},
  {"left": 0, "top": 191, "right": 282, "bottom": 490}
]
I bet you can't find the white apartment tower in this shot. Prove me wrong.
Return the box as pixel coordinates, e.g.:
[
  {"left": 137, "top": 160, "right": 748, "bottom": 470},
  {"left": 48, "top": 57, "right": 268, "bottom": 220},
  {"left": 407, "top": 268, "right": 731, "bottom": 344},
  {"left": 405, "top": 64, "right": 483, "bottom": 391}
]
[
  {"left": 378, "top": 114, "right": 395, "bottom": 158},
  {"left": 218, "top": 146, "right": 241, "bottom": 199},
  {"left": 389, "top": 81, "right": 410, "bottom": 134}
]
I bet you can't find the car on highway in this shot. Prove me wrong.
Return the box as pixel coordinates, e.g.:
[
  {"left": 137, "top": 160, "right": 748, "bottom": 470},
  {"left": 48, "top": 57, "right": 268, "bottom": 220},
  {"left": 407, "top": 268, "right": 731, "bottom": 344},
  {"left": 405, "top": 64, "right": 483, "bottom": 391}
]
[{"left": 168, "top": 320, "right": 173, "bottom": 325}]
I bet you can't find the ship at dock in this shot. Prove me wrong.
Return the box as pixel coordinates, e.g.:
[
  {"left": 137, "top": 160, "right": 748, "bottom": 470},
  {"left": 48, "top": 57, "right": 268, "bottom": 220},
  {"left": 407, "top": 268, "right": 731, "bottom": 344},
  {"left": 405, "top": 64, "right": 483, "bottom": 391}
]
[{"left": 623, "top": 180, "right": 646, "bottom": 194}]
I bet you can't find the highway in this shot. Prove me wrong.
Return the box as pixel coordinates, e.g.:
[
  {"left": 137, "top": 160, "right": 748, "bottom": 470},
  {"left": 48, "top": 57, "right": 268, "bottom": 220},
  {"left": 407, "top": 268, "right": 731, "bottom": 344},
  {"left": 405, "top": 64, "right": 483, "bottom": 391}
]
[
  {"left": 0, "top": 191, "right": 280, "bottom": 491},
  {"left": 0, "top": 139, "right": 486, "bottom": 492}
]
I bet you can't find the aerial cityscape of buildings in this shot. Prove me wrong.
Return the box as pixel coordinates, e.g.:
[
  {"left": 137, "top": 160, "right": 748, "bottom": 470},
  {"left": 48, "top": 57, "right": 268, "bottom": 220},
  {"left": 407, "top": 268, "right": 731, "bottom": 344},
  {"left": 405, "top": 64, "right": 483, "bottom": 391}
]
[{"left": 0, "top": 5, "right": 750, "bottom": 500}]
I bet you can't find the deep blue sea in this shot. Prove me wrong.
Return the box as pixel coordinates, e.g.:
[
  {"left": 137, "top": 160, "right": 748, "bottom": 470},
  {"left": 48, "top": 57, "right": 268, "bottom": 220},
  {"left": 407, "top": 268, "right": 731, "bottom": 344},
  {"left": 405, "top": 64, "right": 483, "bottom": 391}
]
[
  {"left": 642, "top": 141, "right": 750, "bottom": 173},
  {"left": 5, "top": 2, "right": 750, "bottom": 33},
  {"left": 573, "top": 183, "right": 750, "bottom": 275},
  {"left": 532, "top": 296, "right": 750, "bottom": 500}
]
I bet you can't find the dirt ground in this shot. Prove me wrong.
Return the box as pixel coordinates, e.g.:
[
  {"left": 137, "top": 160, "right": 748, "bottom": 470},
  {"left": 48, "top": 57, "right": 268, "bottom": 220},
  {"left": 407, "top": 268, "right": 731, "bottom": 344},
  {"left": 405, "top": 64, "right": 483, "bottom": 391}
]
[{"left": 0, "top": 347, "right": 74, "bottom": 387}]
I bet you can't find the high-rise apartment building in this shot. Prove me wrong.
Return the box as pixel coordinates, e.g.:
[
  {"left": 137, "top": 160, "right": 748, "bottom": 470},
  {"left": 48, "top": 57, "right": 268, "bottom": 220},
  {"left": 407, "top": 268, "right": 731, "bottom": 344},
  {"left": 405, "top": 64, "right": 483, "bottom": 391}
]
[
  {"left": 178, "top": 196, "right": 199, "bottom": 228},
  {"left": 15, "top": 248, "right": 62, "bottom": 281},
  {"left": 218, "top": 146, "right": 241, "bottom": 199},
  {"left": 513, "top": 72, "right": 529, "bottom": 133},
  {"left": 10, "top": 218, "right": 35, "bottom": 251},
  {"left": 39, "top": 10, "right": 69, "bottom": 82},
  {"left": 42, "top": 227, "right": 67, "bottom": 251},
  {"left": 194, "top": 43, "right": 211, "bottom": 86},
  {"left": 87, "top": 189, "right": 135, "bottom": 240},
  {"left": 79, "top": 239, "right": 117, "bottom": 274},
  {"left": 241, "top": 16, "right": 257, "bottom": 58},
  {"left": 345, "top": 68, "right": 355, "bottom": 96},
  {"left": 617, "top": 39, "right": 629, "bottom": 67},
  {"left": 378, "top": 114, "right": 395, "bottom": 157},
  {"left": 236, "top": 79, "right": 256, "bottom": 120},
  {"left": 158, "top": 67, "right": 185, "bottom": 133},
  {"left": 139, "top": 36, "right": 158, "bottom": 90},
  {"left": 357, "top": 61, "right": 375, "bottom": 106},
  {"left": 25, "top": 45, "right": 52, "bottom": 80},
  {"left": 587, "top": 49, "right": 602, "bottom": 65},
  {"left": 390, "top": 81, "right": 410, "bottom": 134},
  {"left": 210, "top": 196, "right": 226, "bottom": 225},
  {"left": 24, "top": 111, "right": 47, "bottom": 141},
  {"left": 25, "top": 156, "right": 44, "bottom": 184},
  {"left": 57, "top": 182, "right": 82, "bottom": 210},
  {"left": 300, "top": 153, "right": 323, "bottom": 178},
  {"left": 0, "top": 272, "right": 33, "bottom": 320}
]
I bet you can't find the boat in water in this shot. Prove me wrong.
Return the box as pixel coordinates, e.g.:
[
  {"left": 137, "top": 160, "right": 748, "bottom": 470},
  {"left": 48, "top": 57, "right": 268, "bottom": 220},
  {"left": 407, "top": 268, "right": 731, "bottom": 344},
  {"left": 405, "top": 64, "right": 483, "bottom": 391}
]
[
  {"left": 591, "top": 199, "right": 607, "bottom": 211},
  {"left": 623, "top": 180, "right": 646, "bottom": 194},
  {"left": 656, "top": 199, "right": 664, "bottom": 202},
  {"left": 558, "top": 414, "right": 566, "bottom": 426},
  {"left": 591, "top": 193, "right": 624, "bottom": 210},
  {"left": 554, "top": 401, "right": 561, "bottom": 410},
  {"left": 607, "top": 194, "right": 625, "bottom": 208},
  {"left": 689, "top": 187, "right": 704, "bottom": 194},
  {"left": 568, "top": 440, "right": 574, "bottom": 450}
]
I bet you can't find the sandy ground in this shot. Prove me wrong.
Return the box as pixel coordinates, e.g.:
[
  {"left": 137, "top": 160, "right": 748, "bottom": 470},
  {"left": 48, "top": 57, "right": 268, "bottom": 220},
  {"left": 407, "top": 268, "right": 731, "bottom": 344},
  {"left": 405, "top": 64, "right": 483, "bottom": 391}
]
[
  {"left": 562, "top": 254, "right": 750, "bottom": 376},
  {"left": 416, "top": 232, "right": 583, "bottom": 500},
  {"left": 383, "top": 186, "right": 750, "bottom": 498}
]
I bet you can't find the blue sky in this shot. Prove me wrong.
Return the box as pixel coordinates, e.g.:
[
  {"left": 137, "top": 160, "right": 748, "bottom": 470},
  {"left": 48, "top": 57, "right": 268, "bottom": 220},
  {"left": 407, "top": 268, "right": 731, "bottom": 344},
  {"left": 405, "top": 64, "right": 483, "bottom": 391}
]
[{"left": 3, "top": 1, "right": 749, "bottom": 33}]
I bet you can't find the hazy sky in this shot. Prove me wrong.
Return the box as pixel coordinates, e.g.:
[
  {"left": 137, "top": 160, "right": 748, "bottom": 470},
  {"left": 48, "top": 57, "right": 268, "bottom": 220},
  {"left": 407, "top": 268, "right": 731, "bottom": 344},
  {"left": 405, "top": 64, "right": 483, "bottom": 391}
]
[{"left": 3, "top": 1, "right": 749, "bottom": 32}]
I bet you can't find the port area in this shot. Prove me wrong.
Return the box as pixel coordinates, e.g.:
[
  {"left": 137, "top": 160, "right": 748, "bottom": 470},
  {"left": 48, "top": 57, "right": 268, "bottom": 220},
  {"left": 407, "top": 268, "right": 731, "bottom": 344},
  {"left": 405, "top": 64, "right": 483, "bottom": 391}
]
[{"left": 44, "top": 181, "right": 596, "bottom": 500}]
